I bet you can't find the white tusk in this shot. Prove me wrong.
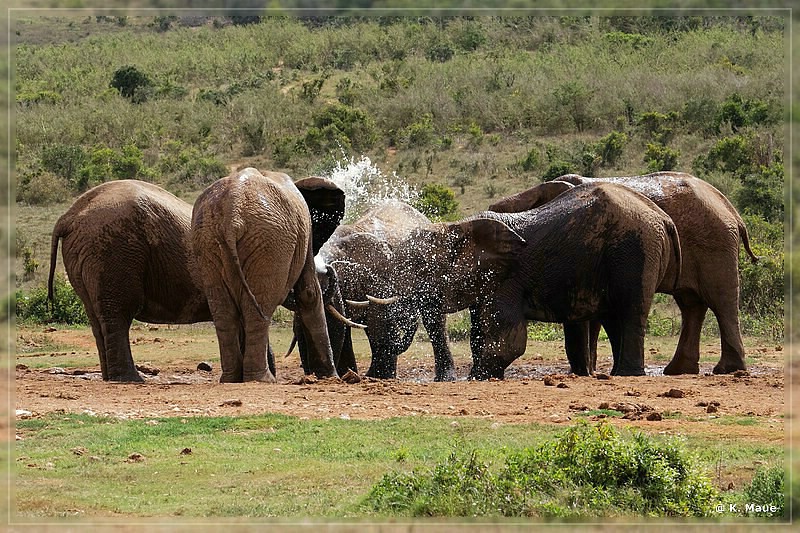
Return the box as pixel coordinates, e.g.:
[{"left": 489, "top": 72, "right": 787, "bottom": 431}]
[
  {"left": 345, "top": 299, "right": 370, "bottom": 309},
  {"left": 327, "top": 304, "right": 367, "bottom": 329},
  {"left": 366, "top": 294, "right": 400, "bottom": 305}
]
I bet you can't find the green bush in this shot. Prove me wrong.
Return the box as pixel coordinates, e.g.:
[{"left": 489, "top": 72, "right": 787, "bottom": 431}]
[
  {"left": 542, "top": 161, "right": 575, "bottom": 182},
  {"left": 40, "top": 143, "right": 86, "bottom": 186},
  {"left": 643, "top": 143, "right": 680, "bottom": 172},
  {"left": 77, "top": 144, "right": 150, "bottom": 190},
  {"left": 413, "top": 183, "right": 460, "bottom": 222},
  {"left": 109, "top": 65, "right": 152, "bottom": 103},
  {"left": 16, "top": 171, "right": 70, "bottom": 205},
  {"left": 638, "top": 111, "right": 678, "bottom": 145},
  {"left": 716, "top": 93, "right": 772, "bottom": 133},
  {"left": 16, "top": 275, "right": 88, "bottom": 325},
  {"left": 520, "top": 147, "right": 541, "bottom": 172},
  {"left": 304, "top": 103, "right": 377, "bottom": 154},
  {"left": 401, "top": 113, "right": 435, "bottom": 149},
  {"left": 695, "top": 134, "right": 753, "bottom": 177},
  {"left": 594, "top": 130, "right": 628, "bottom": 167},
  {"left": 364, "top": 421, "right": 718, "bottom": 518},
  {"left": 736, "top": 162, "right": 784, "bottom": 223},
  {"left": 741, "top": 466, "right": 785, "bottom": 518}
]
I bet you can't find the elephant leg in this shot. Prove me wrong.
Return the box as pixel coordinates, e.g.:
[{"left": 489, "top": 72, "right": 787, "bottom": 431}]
[
  {"left": 100, "top": 317, "right": 141, "bottom": 382},
  {"left": 663, "top": 292, "right": 707, "bottom": 375},
  {"left": 420, "top": 307, "right": 456, "bottom": 382},
  {"left": 588, "top": 320, "right": 602, "bottom": 373},
  {"left": 293, "top": 317, "right": 310, "bottom": 374},
  {"left": 207, "top": 286, "right": 244, "bottom": 383},
  {"left": 336, "top": 328, "right": 358, "bottom": 375},
  {"left": 468, "top": 319, "right": 527, "bottom": 380},
  {"left": 267, "top": 343, "right": 276, "bottom": 379},
  {"left": 364, "top": 336, "right": 399, "bottom": 379},
  {"left": 241, "top": 309, "right": 274, "bottom": 382},
  {"left": 293, "top": 266, "right": 337, "bottom": 379},
  {"left": 563, "top": 322, "right": 590, "bottom": 376},
  {"left": 468, "top": 304, "right": 484, "bottom": 362},
  {"left": 85, "top": 311, "right": 108, "bottom": 379},
  {"left": 710, "top": 300, "right": 747, "bottom": 375},
  {"left": 603, "top": 316, "right": 646, "bottom": 376}
]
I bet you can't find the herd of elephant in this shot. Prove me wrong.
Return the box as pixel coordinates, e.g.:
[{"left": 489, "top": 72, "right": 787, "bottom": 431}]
[{"left": 47, "top": 168, "right": 758, "bottom": 383}]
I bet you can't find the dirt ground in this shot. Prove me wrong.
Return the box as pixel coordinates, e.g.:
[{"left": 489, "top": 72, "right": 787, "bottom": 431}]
[{"left": 12, "top": 324, "right": 791, "bottom": 446}]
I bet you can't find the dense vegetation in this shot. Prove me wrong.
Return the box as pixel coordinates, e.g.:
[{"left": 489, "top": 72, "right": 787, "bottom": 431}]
[{"left": 13, "top": 15, "right": 786, "bottom": 337}]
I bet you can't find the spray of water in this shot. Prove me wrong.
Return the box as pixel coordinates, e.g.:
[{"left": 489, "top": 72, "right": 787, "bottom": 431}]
[{"left": 323, "top": 154, "right": 419, "bottom": 223}]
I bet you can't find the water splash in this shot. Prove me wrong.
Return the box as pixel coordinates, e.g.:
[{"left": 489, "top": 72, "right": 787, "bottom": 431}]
[{"left": 323, "top": 154, "right": 419, "bottom": 223}]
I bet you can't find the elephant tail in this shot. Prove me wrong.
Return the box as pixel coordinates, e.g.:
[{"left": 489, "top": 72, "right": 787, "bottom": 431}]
[
  {"left": 738, "top": 219, "right": 759, "bottom": 264},
  {"left": 47, "top": 219, "right": 67, "bottom": 306},
  {"left": 665, "top": 219, "right": 682, "bottom": 292},
  {"left": 221, "top": 232, "right": 269, "bottom": 322}
]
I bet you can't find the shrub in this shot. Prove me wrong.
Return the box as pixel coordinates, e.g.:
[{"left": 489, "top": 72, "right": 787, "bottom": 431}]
[
  {"left": 542, "top": 161, "right": 575, "bottom": 182},
  {"left": 643, "top": 143, "right": 680, "bottom": 172},
  {"left": 594, "top": 130, "right": 628, "bottom": 167},
  {"left": 638, "top": 111, "right": 678, "bottom": 145},
  {"left": 736, "top": 162, "right": 784, "bottom": 223},
  {"left": 520, "top": 147, "right": 541, "bottom": 172},
  {"left": 16, "top": 171, "right": 70, "bottom": 206},
  {"left": 401, "top": 113, "right": 435, "bottom": 149},
  {"left": 426, "top": 37, "right": 455, "bottom": 62},
  {"left": 110, "top": 65, "right": 152, "bottom": 103},
  {"left": 304, "top": 103, "right": 377, "bottom": 154},
  {"left": 77, "top": 144, "right": 150, "bottom": 190},
  {"left": 742, "top": 466, "right": 785, "bottom": 518},
  {"left": 16, "top": 275, "right": 88, "bottom": 325},
  {"left": 413, "top": 183, "right": 460, "bottom": 222},
  {"left": 716, "top": 93, "right": 772, "bottom": 132},
  {"left": 363, "top": 421, "right": 718, "bottom": 518},
  {"left": 40, "top": 144, "right": 86, "bottom": 186},
  {"left": 553, "top": 81, "right": 593, "bottom": 132}
]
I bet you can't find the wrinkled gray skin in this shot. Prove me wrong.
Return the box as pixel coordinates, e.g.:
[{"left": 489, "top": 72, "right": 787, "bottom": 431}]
[
  {"left": 191, "top": 169, "right": 343, "bottom": 383},
  {"left": 490, "top": 172, "right": 757, "bottom": 375},
  {"left": 49, "top": 180, "right": 213, "bottom": 382},
  {"left": 313, "top": 200, "right": 458, "bottom": 381},
  {"left": 391, "top": 183, "right": 682, "bottom": 379}
]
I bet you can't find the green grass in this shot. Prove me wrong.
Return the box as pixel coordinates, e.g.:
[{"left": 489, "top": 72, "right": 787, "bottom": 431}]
[
  {"left": 15, "top": 413, "right": 561, "bottom": 518},
  {"left": 14, "top": 413, "right": 787, "bottom": 521}
]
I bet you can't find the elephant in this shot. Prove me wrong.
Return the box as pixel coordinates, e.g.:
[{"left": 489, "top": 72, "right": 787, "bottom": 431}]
[
  {"left": 309, "top": 200, "right": 458, "bottom": 381},
  {"left": 190, "top": 168, "right": 344, "bottom": 383},
  {"left": 385, "top": 182, "right": 682, "bottom": 379},
  {"left": 489, "top": 171, "right": 757, "bottom": 375},
  {"left": 48, "top": 179, "right": 211, "bottom": 382}
]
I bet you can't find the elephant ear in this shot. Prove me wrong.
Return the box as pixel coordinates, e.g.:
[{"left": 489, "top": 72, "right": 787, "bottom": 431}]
[
  {"left": 295, "top": 177, "right": 346, "bottom": 255},
  {"left": 488, "top": 181, "right": 574, "bottom": 213},
  {"left": 454, "top": 217, "right": 526, "bottom": 279}
]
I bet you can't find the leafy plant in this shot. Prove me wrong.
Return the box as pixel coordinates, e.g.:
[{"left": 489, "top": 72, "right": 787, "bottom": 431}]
[
  {"left": 643, "top": 143, "right": 680, "bottom": 172},
  {"left": 110, "top": 65, "right": 152, "bottom": 103},
  {"left": 16, "top": 275, "right": 88, "bottom": 325},
  {"left": 542, "top": 161, "right": 575, "bottom": 182},
  {"left": 364, "top": 421, "right": 718, "bottom": 518},
  {"left": 742, "top": 466, "right": 785, "bottom": 518},
  {"left": 413, "top": 183, "right": 460, "bottom": 222}
]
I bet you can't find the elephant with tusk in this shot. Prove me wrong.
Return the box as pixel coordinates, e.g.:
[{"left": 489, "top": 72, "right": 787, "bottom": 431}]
[{"left": 305, "top": 200, "right": 459, "bottom": 381}]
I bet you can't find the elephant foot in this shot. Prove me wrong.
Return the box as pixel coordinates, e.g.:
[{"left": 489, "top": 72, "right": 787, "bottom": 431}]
[
  {"left": 468, "top": 361, "right": 505, "bottom": 380},
  {"left": 663, "top": 359, "right": 700, "bottom": 375},
  {"left": 434, "top": 369, "right": 457, "bottom": 382},
  {"left": 244, "top": 370, "right": 276, "bottom": 383},
  {"left": 712, "top": 359, "right": 747, "bottom": 375},
  {"left": 106, "top": 371, "right": 144, "bottom": 383},
  {"left": 610, "top": 366, "right": 646, "bottom": 377}
]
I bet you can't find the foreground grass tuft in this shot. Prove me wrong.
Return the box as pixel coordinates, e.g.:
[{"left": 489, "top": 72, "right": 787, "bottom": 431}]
[{"left": 364, "top": 420, "right": 718, "bottom": 518}]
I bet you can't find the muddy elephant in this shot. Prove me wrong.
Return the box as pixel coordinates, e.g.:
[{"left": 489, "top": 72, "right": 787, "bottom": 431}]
[
  {"left": 489, "top": 172, "right": 757, "bottom": 375},
  {"left": 190, "top": 168, "right": 343, "bottom": 383},
  {"left": 309, "top": 200, "right": 457, "bottom": 381},
  {"left": 48, "top": 180, "right": 211, "bottom": 382},
  {"left": 388, "top": 182, "right": 682, "bottom": 379}
]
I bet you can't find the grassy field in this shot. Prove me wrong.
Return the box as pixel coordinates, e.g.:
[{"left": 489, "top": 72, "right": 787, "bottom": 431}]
[{"left": 10, "top": 13, "right": 791, "bottom": 524}]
